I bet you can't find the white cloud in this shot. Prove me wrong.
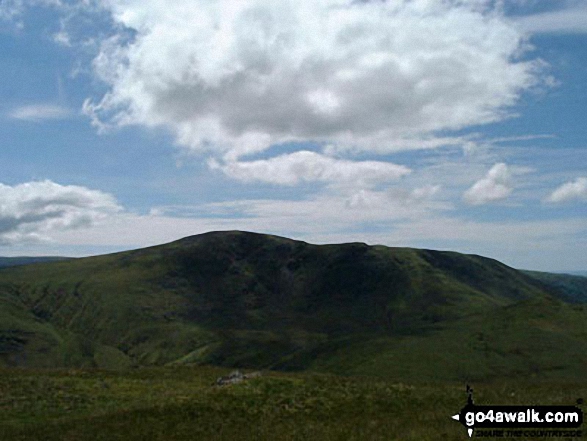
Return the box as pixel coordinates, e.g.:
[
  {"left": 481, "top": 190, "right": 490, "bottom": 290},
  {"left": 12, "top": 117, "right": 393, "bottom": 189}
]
[
  {"left": 210, "top": 151, "right": 410, "bottom": 187},
  {"left": 81, "top": 0, "right": 546, "bottom": 160},
  {"left": 463, "top": 163, "right": 512, "bottom": 205},
  {"left": 514, "top": 2, "right": 587, "bottom": 34},
  {"left": 410, "top": 185, "right": 441, "bottom": 201},
  {"left": 0, "top": 0, "right": 23, "bottom": 22},
  {"left": 0, "top": 180, "right": 121, "bottom": 244},
  {"left": 9, "top": 104, "right": 70, "bottom": 121},
  {"left": 546, "top": 177, "right": 587, "bottom": 203}
]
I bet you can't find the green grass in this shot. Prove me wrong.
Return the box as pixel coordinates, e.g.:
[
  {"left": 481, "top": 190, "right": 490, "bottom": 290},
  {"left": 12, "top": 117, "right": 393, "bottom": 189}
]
[{"left": 0, "top": 366, "right": 584, "bottom": 440}]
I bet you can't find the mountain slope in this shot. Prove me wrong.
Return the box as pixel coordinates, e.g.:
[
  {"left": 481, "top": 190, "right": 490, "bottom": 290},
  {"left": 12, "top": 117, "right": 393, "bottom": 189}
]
[{"left": 0, "top": 231, "right": 585, "bottom": 381}]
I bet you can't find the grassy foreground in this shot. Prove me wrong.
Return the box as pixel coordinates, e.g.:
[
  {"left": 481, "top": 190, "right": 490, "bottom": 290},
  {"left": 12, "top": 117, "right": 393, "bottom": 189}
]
[{"left": 0, "top": 366, "right": 584, "bottom": 440}]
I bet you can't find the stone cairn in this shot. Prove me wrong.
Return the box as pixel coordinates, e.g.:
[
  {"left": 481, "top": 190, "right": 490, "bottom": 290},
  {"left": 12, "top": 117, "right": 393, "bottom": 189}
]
[{"left": 215, "top": 370, "right": 262, "bottom": 386}]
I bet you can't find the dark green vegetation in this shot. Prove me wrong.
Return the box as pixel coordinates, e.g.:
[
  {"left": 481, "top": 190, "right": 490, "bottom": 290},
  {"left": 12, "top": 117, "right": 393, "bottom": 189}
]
[
  {"left": 0, "top": 231, "right": 586, "bottom": 383},
  {"left": 1, "top": 366, "right": 584, "bottom": 440}
]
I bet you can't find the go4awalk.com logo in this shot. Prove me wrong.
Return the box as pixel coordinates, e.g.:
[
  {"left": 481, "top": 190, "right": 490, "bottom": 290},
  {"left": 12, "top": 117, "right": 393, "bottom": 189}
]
[{"left": 451, "top": 385, "right": 584, "bottom": 438}]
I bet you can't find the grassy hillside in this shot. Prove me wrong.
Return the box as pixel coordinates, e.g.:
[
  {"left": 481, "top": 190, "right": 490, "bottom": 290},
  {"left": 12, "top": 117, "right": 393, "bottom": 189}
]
[
  {"left": 1, "top": 366, "right": 584, "bottom": 441},
  {"left": 0, "top": 231, "right": 585, "bottom": 382}
]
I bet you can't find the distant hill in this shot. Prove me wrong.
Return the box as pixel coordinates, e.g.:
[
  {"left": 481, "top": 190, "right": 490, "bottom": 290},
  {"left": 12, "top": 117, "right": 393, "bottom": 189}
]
[
  {"left": 566, "top": 271, "right": 587, "bottom": 277},
  {"left": 522, "top": 270, "right": 587, "bottom": 303},
  {"left": 0, "top": 256, "right": 70, "bottom": 268},
  {"left": 0, "top": 231, "right": 585, "bottom": 382}
]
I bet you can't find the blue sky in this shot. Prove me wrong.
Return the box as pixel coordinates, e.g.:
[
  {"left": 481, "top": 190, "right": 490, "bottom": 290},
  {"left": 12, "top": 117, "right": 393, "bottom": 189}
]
[{"left": 0, "top": 0, "right": 585, "bottom": 271}]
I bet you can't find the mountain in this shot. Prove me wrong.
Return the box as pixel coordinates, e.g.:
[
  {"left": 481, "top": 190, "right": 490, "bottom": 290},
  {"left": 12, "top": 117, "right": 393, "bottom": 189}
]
[{"left": 0, "top": 231, "right": 585, "bottom": 381}]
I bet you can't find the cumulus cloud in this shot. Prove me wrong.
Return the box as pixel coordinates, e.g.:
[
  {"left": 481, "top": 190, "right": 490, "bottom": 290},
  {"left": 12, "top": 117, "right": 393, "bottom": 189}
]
[
  {"left": 546, "top": 177, "right": 587, "bottom": 203},
  {"left": 9, "top": 104, "right": 70, "bottom": 121},
  {"left": 210, "top": 151, "right": 410, "bottom": 187},
  {"left": 0, "top": 180, "right": 121, "bottom": 244},
  {"left": 463, "top": 163, "right": 512, "bottom": 205},
  {"left": 81, "top": 0, "right": 545, "bottom": 160}
]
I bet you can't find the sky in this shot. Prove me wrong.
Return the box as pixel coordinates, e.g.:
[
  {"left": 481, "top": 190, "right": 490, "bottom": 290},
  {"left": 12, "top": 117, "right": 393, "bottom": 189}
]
[{"left": 0, "top": 0, "right": 585, "bottom": 271}]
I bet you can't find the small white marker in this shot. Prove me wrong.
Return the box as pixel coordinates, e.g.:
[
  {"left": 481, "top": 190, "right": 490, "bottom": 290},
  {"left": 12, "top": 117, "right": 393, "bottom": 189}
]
[
  {"left": 468, "top": 428, "right": 474, "bottom": 438},
  {"left": 451, "top": 414, "right": 460, "bottom": 421}
]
